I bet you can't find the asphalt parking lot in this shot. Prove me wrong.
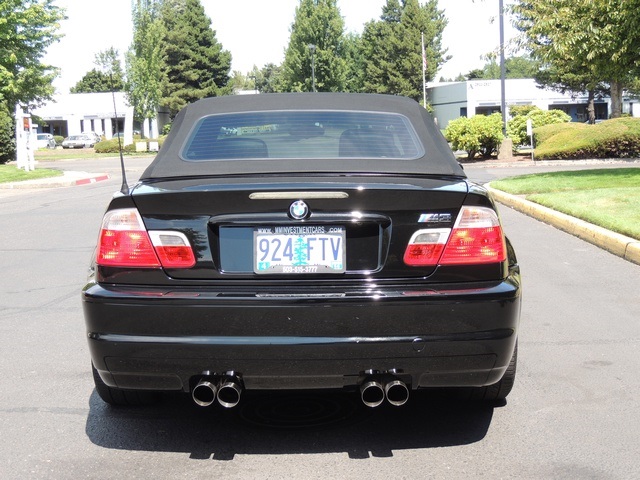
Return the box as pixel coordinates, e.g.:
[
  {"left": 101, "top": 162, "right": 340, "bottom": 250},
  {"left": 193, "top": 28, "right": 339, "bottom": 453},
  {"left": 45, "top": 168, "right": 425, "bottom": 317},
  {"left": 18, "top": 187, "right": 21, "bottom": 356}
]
[{"left": 0, "top": 156, "right": 639, "bottom": 479}]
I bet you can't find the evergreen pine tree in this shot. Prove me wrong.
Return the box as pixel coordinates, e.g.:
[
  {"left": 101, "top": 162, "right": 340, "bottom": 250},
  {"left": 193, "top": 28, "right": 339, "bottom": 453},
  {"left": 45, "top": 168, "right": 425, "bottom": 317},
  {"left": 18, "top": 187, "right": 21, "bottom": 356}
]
[
  {"left": 160, "top": 0, "right": 231, "bottom": 118},
  {"left": 361, "top": 0, "right": 448, "bottom": 102}
]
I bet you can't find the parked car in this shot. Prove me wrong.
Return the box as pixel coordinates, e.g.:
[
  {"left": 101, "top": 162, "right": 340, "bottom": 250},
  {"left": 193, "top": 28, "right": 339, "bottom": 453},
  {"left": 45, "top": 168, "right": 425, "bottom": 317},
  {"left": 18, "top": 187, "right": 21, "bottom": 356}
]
[
  {"left": 35, "top": 133, "right": 56, "bottom": 149},
  {"left": 82, "top": 93, "right": 522, "bottom": 409},
  {"left": 62, "top": 134, "right": 96, "bottom": 149},
  {"left": 86, "top": 132, "right": 102, "bottom": 144}
]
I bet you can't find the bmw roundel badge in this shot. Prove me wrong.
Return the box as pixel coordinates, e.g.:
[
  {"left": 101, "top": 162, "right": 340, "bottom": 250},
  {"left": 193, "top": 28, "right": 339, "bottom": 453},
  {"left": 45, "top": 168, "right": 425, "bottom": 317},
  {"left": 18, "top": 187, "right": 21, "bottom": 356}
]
[{"left": 289, "top": 200, "right": 309, "bottom": 220}]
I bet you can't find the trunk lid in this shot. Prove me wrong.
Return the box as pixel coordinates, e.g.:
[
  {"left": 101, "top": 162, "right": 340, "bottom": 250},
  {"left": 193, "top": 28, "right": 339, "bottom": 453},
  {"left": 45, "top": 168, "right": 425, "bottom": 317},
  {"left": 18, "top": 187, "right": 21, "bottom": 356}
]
[{"left": 129, "top": 175, "right": 470, "bottom": 282}]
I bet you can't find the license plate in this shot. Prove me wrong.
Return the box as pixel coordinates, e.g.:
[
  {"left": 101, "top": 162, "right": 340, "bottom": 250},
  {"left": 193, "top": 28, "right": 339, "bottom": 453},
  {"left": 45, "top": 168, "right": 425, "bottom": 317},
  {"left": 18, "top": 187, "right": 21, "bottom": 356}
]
[{"left": 254, "top": 226, "right": 346, "bottom": 274}]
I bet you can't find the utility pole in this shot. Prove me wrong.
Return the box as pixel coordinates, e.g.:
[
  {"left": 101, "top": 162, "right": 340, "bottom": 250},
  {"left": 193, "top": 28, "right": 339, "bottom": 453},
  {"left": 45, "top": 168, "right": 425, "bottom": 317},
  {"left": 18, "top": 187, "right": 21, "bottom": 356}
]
[
  {"left": 497, "top": 0, "right": 513, "bottom": 160},
  {"left": 499, "top": 0, "right": 507, "bottom": 136},
  {"left": 308, "top": 44, "right": 316, "bottom": 92}
]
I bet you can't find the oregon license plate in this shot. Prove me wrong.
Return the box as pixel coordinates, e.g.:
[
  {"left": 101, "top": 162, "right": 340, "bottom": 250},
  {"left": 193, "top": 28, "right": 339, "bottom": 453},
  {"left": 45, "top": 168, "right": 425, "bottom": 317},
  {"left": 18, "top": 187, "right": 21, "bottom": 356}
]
[{"left": 254, "top": 226, "right": 346, "bottom": 274}]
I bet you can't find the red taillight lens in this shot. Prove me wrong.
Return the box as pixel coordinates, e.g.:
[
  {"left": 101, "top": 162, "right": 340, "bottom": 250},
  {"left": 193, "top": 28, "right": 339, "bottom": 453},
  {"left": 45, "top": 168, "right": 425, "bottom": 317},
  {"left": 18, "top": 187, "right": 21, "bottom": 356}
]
[
  {"left": 403, "top": 206, "right": 507, "bottom": 267},
  {"left": 96, "top": 209, "right": 195, "bottom": 268},
  {"left": 97, "top": 209, "right": 160, "bottom": 267},
  {"left": 440, "top": 225, "right": 506, "bottom": 264}
]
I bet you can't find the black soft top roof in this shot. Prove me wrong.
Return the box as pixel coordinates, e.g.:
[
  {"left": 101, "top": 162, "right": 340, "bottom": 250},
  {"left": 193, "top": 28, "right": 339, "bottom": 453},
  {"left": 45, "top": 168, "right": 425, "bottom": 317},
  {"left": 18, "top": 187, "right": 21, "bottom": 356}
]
[{"left": 140, "top": 93, "right": 464, "bottom": 179}]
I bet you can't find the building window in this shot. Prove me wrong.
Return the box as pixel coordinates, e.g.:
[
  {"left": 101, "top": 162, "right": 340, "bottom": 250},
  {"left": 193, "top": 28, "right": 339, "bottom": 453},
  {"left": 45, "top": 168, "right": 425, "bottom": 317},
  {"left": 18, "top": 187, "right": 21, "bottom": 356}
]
[{"left": 475, "top": 106, "right": 501, "bottom": 116}]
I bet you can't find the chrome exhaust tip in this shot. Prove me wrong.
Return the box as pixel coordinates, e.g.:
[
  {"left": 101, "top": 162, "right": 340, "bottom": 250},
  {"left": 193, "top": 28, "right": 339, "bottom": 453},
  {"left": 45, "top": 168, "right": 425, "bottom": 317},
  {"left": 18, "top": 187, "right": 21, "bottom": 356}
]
[
  {"left": 192, "top": 378, "right": 218, "bottom": 407},
  {"left": 217, "top": 373, "right": 243, "bottom": 408},
  {"left": 384, "top": 378, "right": 409, "bottom": 407},
  {"left": 360, "top": 378, "right": 385, "bottom": 408}
]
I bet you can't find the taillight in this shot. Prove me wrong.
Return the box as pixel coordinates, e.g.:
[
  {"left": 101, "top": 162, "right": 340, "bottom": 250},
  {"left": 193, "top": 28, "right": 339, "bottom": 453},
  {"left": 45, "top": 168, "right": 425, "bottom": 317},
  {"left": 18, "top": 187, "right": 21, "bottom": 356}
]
[
  {"left": 96, "top": 208, "right": 195, "bottom": 268},
  {"left": 148, "top": 231, "right": 196, "bottom": 268},
  {"left": 403, "top": 206, "right": 506, "bottom": 266},
  {"left": 403, "top": 229, "right": 450, "bottom": 266}
]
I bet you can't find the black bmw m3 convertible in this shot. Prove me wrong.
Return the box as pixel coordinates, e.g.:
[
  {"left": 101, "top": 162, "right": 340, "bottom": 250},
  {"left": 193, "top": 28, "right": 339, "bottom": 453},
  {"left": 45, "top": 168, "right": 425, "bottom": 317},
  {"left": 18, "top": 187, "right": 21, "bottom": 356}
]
[{"left": 82, "top": 93, "right": 521, "bottom": 409}]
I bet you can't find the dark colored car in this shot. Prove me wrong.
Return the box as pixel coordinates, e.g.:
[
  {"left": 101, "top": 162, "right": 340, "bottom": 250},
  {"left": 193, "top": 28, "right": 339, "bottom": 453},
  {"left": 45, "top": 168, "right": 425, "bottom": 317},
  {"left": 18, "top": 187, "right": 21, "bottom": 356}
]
[{"left": 82, "top": 93, "right": 521, "bottom": 409}]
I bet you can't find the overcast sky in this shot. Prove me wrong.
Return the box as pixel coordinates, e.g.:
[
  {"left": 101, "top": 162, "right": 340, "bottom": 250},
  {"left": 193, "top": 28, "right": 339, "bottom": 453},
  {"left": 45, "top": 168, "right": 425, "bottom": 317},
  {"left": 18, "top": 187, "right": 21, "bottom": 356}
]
[{"left": 44, "top": 0, "right": 517, "bottom": 94}]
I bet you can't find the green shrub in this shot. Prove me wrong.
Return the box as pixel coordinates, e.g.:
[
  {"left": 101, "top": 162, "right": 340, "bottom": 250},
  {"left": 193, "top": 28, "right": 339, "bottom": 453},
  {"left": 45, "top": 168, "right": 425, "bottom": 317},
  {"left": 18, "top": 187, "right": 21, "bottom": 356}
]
[
  {"left": 95, "top": 139, "right": 135, "bottom": 154},
  {"left": 534, "top": 117, "right": 640, "bottom": 159},
  {"left": 507, "top": 107, "right": 571, "bottom": 148},
  {"left": 94, "top": 136, "right": 166, "bottom": 154},
  {"left": 54, "top": 135, "right": 64, "bottom": 146},
  {"left": 445, "top": 113, "right": 504, "bottom": 160},
  {"left": 0, "top": 102, "right": 16, "bottom": 164},
  {"left": 509, "top": 105, "right": 538, "bottom": 118}
]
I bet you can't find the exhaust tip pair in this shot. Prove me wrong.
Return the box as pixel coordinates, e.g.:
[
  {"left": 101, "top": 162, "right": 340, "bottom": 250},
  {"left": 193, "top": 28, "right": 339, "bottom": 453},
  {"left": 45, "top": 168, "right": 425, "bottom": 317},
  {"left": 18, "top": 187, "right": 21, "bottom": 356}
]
[
  {"left": 360, "top": 374, "right": 410, "bottom": 408},
  {"left": 192, "top": 372, "right": 243, "bottom": 408}
]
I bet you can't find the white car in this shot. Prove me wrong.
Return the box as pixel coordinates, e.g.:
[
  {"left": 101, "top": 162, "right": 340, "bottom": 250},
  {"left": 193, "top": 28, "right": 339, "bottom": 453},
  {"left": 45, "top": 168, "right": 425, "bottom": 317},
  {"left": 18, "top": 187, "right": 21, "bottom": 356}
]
[
  {"left": 62, "top": 134, "right": 96, "bottom": 149},
  {"left": 86, "top": 132, "right": 102, "bottom": 144},
  {"left": 36, "top": 133, "right": 56, "bottom": 149}
]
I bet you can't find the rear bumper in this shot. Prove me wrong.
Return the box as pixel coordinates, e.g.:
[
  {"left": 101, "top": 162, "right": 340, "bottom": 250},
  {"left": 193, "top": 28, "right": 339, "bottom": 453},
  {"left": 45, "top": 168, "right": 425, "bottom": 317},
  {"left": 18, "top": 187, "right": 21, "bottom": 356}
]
[{"left": 82, "top": 272, "right": 521, "bottom": 392}]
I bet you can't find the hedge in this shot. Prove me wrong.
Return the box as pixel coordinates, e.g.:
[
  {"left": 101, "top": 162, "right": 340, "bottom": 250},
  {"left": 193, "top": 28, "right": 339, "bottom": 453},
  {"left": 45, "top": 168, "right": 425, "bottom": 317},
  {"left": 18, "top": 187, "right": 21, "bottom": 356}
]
[
  {"left": 534, "top": 117, "right": 640, "bottom": 159},
  {"left": 94, "top": 136, "right": 166, "bottom": 154}
]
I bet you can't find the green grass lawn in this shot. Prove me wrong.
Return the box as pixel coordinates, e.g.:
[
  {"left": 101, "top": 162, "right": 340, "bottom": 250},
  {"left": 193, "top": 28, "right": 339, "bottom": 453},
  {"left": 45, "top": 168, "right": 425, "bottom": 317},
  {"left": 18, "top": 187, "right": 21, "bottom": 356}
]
[
  {"left": 33, "top": 148, "right": 146, "bottom": 161},
  {"left": 0, "top": 164, "right": 63, "bottom": 183},
  {"left": 490, "top": 168, "right": 640, "bottom": 240}
]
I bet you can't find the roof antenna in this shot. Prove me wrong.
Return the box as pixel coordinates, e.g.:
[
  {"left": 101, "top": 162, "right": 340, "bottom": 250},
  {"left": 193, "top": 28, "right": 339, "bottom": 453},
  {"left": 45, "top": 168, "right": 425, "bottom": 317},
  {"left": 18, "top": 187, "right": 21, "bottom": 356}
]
[
  {"left": 111, "top": 78, "right": 129, "bottom": 195},
  {"left": 96, "top": 49, "right": 128, "bottom": 194}
]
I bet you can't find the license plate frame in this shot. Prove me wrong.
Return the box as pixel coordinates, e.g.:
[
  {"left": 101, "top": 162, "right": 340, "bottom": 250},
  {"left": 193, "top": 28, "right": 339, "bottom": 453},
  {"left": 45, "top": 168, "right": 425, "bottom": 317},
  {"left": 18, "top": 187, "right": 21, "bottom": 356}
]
[{"left": 253, "top": 226, "right": 346, "bottom": 274}]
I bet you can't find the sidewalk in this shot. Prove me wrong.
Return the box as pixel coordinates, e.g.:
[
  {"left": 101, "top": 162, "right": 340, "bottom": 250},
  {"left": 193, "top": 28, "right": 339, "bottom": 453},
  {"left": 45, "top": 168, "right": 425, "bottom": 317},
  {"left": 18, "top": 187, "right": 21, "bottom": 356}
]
[{"left": 0, "top": 170, "right": 109, "bottom": 189}]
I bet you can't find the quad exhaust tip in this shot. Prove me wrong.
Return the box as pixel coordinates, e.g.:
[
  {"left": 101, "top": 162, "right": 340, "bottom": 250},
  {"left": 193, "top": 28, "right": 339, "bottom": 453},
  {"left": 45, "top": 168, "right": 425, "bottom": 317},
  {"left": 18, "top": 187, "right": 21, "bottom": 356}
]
[
  {"left": 192, "top": 378, "right": 218, "bottom": 407},
  {"left": 217, "top": 375, "right": 243, "bottom": 408},
  {"left": 384, "top": 378, "right": 410, "bottom": 407},
  {"left": 192, "top": 371, "right": 243, "bottom": 408},
  {"left": 193, "top": 370, "right": 408, "bottom": 409},
  {"left": 360, "top": 378, "right": 386, "bottom": 408},
  {"left": 360, "top": 370, "right": 409, "bottom": 408}
]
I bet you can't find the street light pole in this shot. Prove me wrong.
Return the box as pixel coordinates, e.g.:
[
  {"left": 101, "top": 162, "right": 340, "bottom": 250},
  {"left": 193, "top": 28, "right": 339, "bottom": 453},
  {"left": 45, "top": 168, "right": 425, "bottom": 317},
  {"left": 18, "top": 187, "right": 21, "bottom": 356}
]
[
  {"left": 308, "top": 44, "right": 316, "bottom": 92},
  {"left": 499, "top": 0, "right": 507, "bottom": 136}
]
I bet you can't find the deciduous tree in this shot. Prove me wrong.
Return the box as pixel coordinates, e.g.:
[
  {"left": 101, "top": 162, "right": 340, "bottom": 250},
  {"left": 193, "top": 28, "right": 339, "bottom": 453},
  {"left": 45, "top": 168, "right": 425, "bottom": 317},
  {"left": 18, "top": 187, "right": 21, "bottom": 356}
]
[
  {"left": 511, "top": 0, "right": 640, "bottom": 118},
  {"left": 126, "top": 0, "right": 163, "bottom": 129},
  {"left": 71, "top": 48, "right": 125, "bottom": 93},
  {"left": 0, "top": 0, "right": 64, "bottom": 162},
  {"left": 281, "top": 0, "right": 347, "bottom": 92}
]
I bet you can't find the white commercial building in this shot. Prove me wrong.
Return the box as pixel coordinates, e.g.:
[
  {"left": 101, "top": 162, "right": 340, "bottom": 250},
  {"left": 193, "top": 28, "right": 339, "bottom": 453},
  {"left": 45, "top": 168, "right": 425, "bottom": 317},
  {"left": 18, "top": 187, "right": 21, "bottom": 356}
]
[
  {"left": 31, "top": 92, "right": 134, "bottom": 140},
  {"left": 427, "top": 79, "right": 640, "bottom": 128}
]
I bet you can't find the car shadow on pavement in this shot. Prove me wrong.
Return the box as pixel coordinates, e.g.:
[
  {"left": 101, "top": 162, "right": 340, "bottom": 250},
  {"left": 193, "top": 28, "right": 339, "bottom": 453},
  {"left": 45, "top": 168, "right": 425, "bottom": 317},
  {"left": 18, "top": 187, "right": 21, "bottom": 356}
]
[{"left": 85, "top": 389, "right": 497, "bottom": 460}]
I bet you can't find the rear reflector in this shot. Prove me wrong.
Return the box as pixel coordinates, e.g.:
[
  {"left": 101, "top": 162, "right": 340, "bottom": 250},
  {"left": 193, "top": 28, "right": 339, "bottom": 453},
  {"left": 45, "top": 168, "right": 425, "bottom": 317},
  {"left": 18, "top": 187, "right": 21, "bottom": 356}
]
[
  {"left": 96, "top": 209, "right": 195, "bottom": 268},
  {"left": 404, "top": 206, "right": 506, "bottom": 266}
]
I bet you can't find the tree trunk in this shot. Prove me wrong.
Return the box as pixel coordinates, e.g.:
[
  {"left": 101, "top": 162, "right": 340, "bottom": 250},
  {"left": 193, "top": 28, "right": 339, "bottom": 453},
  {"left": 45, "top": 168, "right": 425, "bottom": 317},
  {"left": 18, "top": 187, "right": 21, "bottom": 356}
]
[
  {"left": 587, "top": 90, "right": 596, "bottom": 124},
  {"left": 609, "top": 80, "right": 623, "bottom": 118}
]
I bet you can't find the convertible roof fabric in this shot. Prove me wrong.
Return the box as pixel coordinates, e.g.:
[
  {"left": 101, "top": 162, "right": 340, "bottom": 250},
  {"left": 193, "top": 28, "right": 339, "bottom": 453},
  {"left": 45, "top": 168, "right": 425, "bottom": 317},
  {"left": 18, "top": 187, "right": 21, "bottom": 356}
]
[{"left": 140, "top": 93, "right": 465, "bottom": 180}]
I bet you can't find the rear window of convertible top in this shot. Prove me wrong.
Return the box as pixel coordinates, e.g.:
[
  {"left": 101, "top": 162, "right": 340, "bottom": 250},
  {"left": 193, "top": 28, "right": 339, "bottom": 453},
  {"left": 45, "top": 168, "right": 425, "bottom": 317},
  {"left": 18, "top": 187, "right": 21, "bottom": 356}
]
[{"left": 181, "top": 110, "right": 424, "bottom": 161}]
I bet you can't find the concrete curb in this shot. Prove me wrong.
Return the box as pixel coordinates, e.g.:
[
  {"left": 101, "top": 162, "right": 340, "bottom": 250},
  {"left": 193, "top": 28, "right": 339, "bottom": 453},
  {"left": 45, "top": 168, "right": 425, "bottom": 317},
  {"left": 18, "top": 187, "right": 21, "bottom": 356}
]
[
  {"left": 0, "top": 171, "right": 110, "bottom": 189},
  {"left": 487, "top": 185, "right": 640, "bottom": 266}
]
